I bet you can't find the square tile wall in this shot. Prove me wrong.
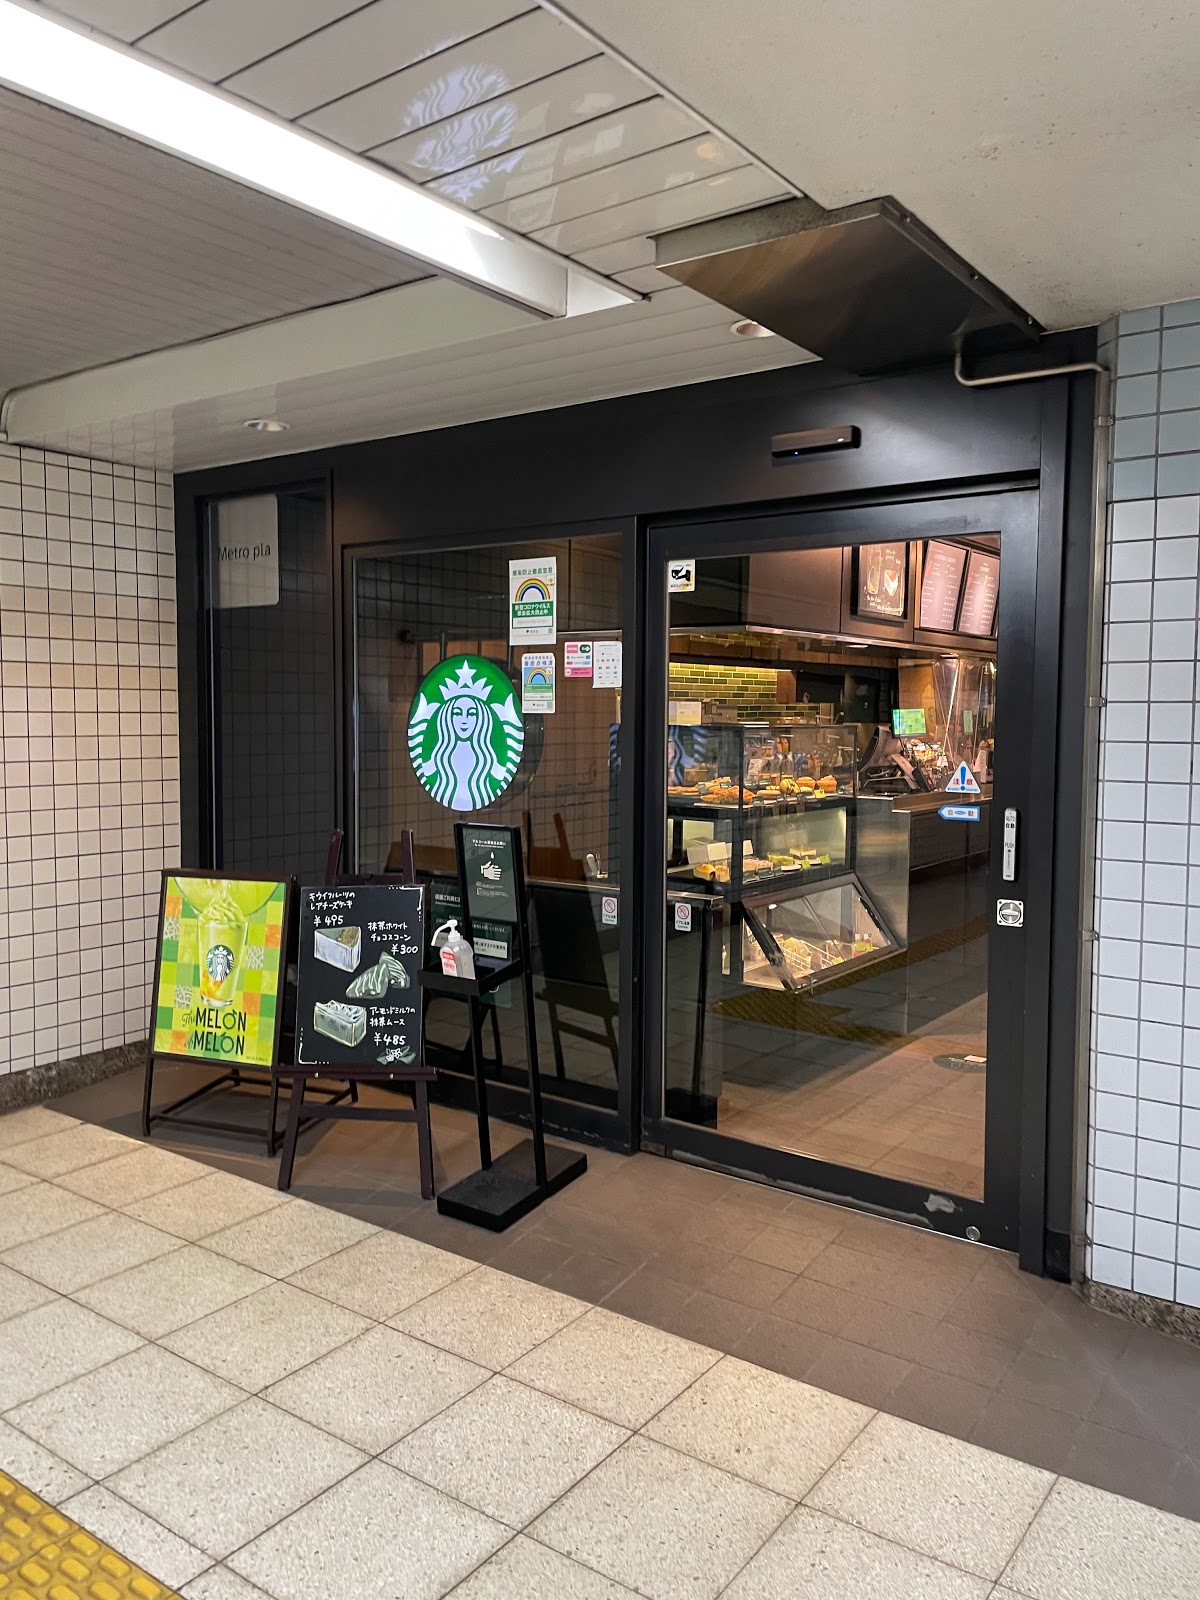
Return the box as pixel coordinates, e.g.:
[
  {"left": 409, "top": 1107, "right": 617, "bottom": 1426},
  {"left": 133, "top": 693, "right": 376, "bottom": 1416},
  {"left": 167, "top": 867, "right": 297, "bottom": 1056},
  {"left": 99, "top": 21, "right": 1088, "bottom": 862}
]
[
  {"left": 0, "top": 443, "right": 179, "bottom": 1077},
  {"left": 1091, "top": 300, "right": 1200, "bottom": 1308}
]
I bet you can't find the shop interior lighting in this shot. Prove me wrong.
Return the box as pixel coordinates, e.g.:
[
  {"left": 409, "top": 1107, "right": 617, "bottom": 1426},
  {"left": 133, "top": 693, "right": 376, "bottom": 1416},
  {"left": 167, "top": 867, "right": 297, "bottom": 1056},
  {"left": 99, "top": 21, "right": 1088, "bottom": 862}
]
[
  {"left": 0, "top": 0, "right": 637, "bottom": 312},
  {"left": 243, "top": 418, "right": 290, "bottom": 433},
  {"left": 730, "top": 319, "right": 777, "bottom": 338}
]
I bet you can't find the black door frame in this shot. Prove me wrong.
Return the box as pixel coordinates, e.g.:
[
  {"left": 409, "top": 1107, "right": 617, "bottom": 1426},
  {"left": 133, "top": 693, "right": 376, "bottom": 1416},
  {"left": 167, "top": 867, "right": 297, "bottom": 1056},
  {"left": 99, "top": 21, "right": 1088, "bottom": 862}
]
[{"left": 640, "top": 485, "right": 1053, "bottom": 1257}]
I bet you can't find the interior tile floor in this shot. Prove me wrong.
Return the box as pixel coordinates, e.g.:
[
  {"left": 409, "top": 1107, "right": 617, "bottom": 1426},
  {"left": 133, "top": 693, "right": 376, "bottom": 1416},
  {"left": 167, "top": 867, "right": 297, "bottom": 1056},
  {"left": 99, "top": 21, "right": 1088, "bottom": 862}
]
[
  {"left": 665, "top": 927, "right": 988, "bottom": 1198},
  {"left": 40, "top": 1061, "right": 1200, "bottom": 1531},
  {"left": 3, "top": 1103, "right": 1200, "bottom": 1600}
]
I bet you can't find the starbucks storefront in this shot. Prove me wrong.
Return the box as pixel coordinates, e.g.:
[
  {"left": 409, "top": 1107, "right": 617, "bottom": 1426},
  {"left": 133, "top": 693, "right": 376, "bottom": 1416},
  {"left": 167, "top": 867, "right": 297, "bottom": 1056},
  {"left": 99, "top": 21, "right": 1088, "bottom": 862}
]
[{"left": 181, "top": 351, "right": 1097, "bottom": 1272}]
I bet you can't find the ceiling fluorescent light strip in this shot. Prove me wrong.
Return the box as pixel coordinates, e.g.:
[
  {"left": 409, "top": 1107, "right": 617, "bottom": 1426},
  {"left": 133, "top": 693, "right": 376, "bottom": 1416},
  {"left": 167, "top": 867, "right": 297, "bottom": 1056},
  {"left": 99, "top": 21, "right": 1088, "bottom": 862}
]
[{"left": 0, "top": 0, "right": 634, "bottom": 319}]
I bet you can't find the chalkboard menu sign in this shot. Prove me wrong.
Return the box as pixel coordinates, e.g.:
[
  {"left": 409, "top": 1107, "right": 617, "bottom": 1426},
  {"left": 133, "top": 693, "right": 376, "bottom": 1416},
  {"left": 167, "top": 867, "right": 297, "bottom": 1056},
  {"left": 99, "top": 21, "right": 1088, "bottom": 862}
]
[
  {"left": 459, "top": 825, "right": 521, "bottom": 928},
  {"left": 958, "top": 550, "right": 1000, "bottom": 637},
  {"left": 919, "top": 541, "right": 968, "bottom": 632},
  {"left": 855, "top": 543, "right": 907, "bottom": 619},
  {"left": 296, "top": 883, "right": 423, "bottom": 1071}
]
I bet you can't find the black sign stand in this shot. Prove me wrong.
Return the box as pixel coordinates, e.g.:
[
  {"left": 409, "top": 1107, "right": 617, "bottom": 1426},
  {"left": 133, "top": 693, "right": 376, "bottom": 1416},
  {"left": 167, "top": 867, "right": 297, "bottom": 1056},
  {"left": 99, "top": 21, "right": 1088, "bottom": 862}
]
[
  {"left": 422, "top": 823, "right": 586, "bottom": 1231},
  {"left": 275, "top": 832, "right": 436, "bottom": 1198}
]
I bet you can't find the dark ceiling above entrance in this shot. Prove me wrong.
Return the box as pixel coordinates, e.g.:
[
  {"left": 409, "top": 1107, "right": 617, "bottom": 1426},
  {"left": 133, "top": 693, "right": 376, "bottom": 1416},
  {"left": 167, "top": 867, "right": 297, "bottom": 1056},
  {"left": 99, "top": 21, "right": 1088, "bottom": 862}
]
[{"left": 653, "top": 196, "right": 1042, "bottom": 375}]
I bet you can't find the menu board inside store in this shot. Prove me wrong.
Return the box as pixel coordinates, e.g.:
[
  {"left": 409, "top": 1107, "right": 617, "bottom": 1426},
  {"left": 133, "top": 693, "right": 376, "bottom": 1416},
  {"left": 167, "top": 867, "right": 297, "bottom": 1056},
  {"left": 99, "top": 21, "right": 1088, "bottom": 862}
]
[
  {"left": 855, "top": 543, "right": 907, "bottom": 619},
  {"left": 918, "top": 541, "right": 968, "bottom": 632},
  {"left": 958, "top": 549, "right": 1000, "bottom": 637}
]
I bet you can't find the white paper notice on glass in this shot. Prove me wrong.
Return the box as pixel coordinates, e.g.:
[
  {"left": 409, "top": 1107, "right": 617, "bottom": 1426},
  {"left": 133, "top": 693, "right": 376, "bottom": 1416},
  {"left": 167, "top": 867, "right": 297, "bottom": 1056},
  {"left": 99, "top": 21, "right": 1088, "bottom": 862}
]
[
  {"left": 601, "top": 895, "right": 618, "bottom": 926},
  {"left": 521, "top": 651, "right": 556, "bottom": 714},
  {"left": 593, "top": 640, "right": 622, "bottom": 689},
  {"left": 509, "top": 557, "right": 557, "bottom": 645},
  {"left": 565, "top": 640, "right": 593, "bottom": 678}
]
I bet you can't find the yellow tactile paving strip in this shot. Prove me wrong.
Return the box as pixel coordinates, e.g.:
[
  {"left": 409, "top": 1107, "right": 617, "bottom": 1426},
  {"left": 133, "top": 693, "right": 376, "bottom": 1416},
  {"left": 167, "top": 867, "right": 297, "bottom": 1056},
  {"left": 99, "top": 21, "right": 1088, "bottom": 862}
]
[{"left": 0, "top": 1473, "right": 178, "bottom": 1600}]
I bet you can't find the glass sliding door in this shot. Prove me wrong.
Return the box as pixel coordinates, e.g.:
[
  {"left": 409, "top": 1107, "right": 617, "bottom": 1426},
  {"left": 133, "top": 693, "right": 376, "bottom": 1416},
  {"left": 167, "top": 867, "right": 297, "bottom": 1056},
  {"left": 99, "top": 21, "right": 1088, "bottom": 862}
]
[{"left": 645, "top": 493, "right": 1038, "bottom": 1248}]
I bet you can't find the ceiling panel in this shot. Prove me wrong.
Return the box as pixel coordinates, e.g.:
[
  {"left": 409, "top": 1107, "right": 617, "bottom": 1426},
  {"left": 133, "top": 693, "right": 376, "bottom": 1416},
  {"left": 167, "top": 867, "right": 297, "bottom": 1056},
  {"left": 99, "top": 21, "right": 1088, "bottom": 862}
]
[
  {"left": 431, "top": 97, "right": 704, "bottom": 208},
  {"left": 0, "top": 88, "right": 430, "bottom": 396},
  {"left": 484, "top": 133, "right": 742, "bottom": 233},
  {"left": 223, "top": 0, "right": 526, "bottom": 121},
  {"left": 532, "top": 165, "right": 788, "bottom": 255},
  {"left": 139, "top": 0, "right": 369, "bottom": 82},
  {"left": 573, "top": 236, "right": 657, "bottom": 274},
  {"left": 41, "top": 0, "right": 190, "bottom": 39},
  {"left": 301, "top": 11, "right": 597, "bottom": 153},
  {"left": 30, "top": 288, "right": 811, "bottom": 470},
  {"left": 373, "top": 54, "right": 650, "bottom": 181}
]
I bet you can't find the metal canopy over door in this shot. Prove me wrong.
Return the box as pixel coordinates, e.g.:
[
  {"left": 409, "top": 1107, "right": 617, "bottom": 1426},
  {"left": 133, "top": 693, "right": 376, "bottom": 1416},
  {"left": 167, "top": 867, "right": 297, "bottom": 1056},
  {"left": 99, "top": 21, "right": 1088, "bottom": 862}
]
[{"left": 642, "top": 489, "right": 1050, "bottom": 1254}]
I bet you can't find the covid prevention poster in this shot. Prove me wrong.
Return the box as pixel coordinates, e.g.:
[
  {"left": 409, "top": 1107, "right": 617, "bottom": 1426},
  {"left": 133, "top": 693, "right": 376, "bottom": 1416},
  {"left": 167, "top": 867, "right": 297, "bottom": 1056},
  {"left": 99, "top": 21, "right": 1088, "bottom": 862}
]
[
  {"left": 151, "top": 876, "right": 289, "bottom": 1068},
  {"left": 509, "top": 557, "right": 557, "bottom": 644}
]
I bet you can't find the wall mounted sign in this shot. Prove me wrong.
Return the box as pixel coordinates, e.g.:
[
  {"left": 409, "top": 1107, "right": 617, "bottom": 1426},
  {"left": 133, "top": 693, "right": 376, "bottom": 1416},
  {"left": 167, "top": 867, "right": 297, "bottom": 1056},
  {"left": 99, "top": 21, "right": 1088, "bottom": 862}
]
[
  {"left": 296, "top": 883, "right": 423, "bottom": 1071},
  {"left": 408, "top": 654, "right": 524, "bottom": 811},
  {"left": 856, "top": 542, "right": 906, "bottom": 619},
  {"left": 521, "top": 651, "right": 556, "bottom": 713},
  {"left": 151, "top": 875, "right": 289, "bottom": 1068},
  {"left": 919, "top": 541, "right": 968, "bottom": 632},
  {"left": 212, "top": 494, "right": 279, "bottom": 608},
  {"left": 509, "top": 557, "right": 557, "bottom": 644},
  {"left": 958, "top": 549, "right": 1000, "bottom": 637},
  {"left": 593, "top": 639, "right": 622, "bottom": 689},
  {"left": 564, "top": 641, "right": 593, "bottom": 678}
]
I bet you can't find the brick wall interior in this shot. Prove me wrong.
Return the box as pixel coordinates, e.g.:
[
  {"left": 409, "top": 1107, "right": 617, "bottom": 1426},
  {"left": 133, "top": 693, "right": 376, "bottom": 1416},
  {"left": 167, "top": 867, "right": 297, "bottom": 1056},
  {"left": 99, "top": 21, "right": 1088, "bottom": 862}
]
[{"left": 0, "top": 444, "right": 179, "bottom": 1076}]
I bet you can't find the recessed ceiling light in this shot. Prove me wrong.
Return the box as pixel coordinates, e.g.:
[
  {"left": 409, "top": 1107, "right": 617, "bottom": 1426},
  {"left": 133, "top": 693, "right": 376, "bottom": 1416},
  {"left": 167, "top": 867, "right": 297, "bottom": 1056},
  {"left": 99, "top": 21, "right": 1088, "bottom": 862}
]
[
  {"left": 730, "top": 319, "right": 777, "bottom": 338},
  {"left": 243, "top": 418, "right": 290, "bottom": 433},
  {"left": 0, "top": 1, "right": 635, "bottom": 318}
]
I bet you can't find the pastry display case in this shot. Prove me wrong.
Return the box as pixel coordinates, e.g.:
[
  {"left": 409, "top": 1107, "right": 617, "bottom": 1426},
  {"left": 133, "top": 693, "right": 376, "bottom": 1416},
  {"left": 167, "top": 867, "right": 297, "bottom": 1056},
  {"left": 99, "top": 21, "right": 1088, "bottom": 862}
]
[
  {"left": 666, "top": 722, "right": 859, "bottom": 897},
  {"left": 738, "top": 875, "right": 896, "bottom": 994}
]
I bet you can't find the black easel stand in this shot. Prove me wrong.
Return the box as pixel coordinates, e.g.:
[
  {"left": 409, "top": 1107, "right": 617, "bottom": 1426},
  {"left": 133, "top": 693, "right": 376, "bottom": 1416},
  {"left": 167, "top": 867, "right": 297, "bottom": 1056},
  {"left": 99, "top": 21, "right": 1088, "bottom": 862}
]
[
  {"left": 141, "top": 1059, "right": 352, "bottom": 1157},
  {"left": 275, "top": 1068, "right": 434, "bottom": 1198},
  {"left": 423, "top": 825, "right": 586, "bottom": 1231}
]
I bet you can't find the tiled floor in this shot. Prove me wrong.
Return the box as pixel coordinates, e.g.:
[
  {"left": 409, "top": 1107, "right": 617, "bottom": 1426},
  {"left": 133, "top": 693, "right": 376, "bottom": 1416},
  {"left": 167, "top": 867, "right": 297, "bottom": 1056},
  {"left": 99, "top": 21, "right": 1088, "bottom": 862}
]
[
  {"left": 52, "top": 1062, "right": 1200, "bottom": 1526},
  {"left": 2, "top": 1105, "right": 1200, "bottom": 1599}
]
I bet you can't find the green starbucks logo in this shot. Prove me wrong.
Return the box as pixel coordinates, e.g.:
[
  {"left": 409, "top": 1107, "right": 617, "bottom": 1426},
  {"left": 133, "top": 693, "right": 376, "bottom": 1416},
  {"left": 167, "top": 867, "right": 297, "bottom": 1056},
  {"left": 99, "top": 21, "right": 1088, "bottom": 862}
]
[
  {"left": 205, "top": 944, "right": 235, "bottom": 982},
  {"left": 408, "top": 655, "right": 524, "bottom": 811}
]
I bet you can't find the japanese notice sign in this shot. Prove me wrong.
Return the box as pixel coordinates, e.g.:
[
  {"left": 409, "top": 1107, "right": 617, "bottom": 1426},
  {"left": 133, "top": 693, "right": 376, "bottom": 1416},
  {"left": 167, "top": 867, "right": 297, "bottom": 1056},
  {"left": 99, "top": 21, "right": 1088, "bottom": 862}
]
[{"left": 509, "top": 556, "right": 557, "bottom": 644}]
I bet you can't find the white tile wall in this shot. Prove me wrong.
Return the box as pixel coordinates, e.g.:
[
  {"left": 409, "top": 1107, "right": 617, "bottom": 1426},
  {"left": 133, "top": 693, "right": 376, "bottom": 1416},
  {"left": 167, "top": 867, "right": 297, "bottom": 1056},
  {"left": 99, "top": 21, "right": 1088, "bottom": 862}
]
[
  {"left": 1089, "top": 300, "right": 1200, "bottom": 1307},
  {"left": 0, "top": 443, "right": 179, "bottom": 1076}
]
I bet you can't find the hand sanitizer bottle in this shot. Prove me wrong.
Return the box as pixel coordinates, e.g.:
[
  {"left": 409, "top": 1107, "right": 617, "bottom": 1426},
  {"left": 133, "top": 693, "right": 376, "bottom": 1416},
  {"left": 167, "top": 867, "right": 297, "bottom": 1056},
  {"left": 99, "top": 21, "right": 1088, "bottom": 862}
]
[{"left": 433, "top": 919, "right": 475, "bottom": 979}]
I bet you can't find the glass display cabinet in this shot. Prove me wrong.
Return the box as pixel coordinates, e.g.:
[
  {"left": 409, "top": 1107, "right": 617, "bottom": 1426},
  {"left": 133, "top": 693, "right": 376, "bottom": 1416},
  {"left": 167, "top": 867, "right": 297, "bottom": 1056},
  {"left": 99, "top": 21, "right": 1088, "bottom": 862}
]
[
  {"left": 666, "top": 722, "right": 860, "bottom": 897},
  {"left": 666, "top": 722, "right": 899, "bottom": 995},
  {"left": 739, "top": 875, "right": 896, "bottom": 993}
]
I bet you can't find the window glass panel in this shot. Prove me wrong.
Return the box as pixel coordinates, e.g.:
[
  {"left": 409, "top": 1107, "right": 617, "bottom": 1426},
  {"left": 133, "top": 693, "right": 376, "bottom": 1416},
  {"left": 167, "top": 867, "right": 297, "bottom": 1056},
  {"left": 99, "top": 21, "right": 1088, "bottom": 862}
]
[{"left": 355, "top": 533, "right": 623, "bottom": 1108}]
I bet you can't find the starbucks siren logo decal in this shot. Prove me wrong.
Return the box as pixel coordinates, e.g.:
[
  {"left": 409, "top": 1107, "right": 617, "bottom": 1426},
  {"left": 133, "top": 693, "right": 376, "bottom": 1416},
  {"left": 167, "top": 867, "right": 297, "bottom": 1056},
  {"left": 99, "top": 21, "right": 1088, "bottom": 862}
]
[{"left": 408, "top": 655, "right": 524, "bottom": 811}]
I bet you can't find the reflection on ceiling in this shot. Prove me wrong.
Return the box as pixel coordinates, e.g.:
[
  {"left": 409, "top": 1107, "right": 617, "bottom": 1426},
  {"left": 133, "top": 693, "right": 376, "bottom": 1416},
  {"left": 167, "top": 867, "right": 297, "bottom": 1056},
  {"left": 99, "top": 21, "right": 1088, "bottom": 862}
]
[{"left": 38, "top": 0, "right": 796, "bottom": 300}]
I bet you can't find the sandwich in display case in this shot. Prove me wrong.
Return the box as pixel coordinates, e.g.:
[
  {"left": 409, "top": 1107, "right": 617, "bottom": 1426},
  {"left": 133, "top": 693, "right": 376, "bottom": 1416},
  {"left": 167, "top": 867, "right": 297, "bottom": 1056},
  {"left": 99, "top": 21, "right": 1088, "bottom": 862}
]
[
  {"left": 666, "top": 722, "right": 900, "bottom": 994},
  {"left": 667, "top": 723, "right": 859, "bottom": 896}
]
